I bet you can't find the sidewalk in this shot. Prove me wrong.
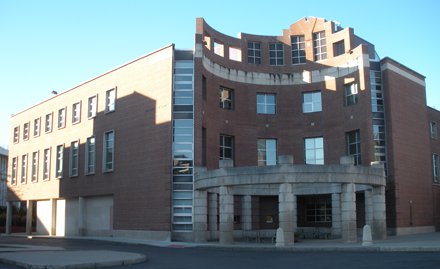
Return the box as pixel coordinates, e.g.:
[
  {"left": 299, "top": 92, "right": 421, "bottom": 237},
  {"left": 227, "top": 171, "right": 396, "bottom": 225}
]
[{"left": 0, "top": 232, "right": 439, "bottom": 269}]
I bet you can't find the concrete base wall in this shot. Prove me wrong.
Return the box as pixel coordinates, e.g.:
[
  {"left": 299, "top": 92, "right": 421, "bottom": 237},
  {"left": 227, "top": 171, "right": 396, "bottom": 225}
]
[
  {"left": 36, "top": 200, "right": 52, "bottom": 235},
  {"left": 390, "top": 226, "right": 435, "bottom": 236},
  {"left": 114, "top": 229, "right": 171, "bottom": 241},
  {"left": 83, "top": 196, "right": 113, "bottom": 236}
]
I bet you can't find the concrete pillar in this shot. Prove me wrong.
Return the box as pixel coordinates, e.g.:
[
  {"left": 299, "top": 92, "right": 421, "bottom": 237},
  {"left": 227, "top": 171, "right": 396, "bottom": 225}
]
[
  {"left": 241, "top": 195, "right": 252, "bottom": 231},
  {"left": 193, "top": 190, "right": 208, "bottom": 242},
  {"left": 341, "top": 183, "right": 357, "bottom": 243},
  {"left": 364, "top": 189, "right": 373, "bottom": 227},
  {"left": 372, "top": 186, "right": 387, "bottom": 240},
  {"left": 219, "top": 186, "right": 234, "bottom": 244},
  {"left": 78, "top": 197, "right": 85, "bottom": 236},
  {"left": 208, "top": 193, "right": 218, "bottom": 240},
  {"left": 331, "top": 193, "right": 342, "bottom": 238},
  {"left": 50, "top": 198, "right": 57, "bottom": 236},
  {"left": 26, "top": 200, "right": 33, "bottom": 235},
  {"left": 278, "top": 183, "right": 295, "bottom": 245},
  {"left": 5, "top": 201, "right": 12, "bottom": 234}
]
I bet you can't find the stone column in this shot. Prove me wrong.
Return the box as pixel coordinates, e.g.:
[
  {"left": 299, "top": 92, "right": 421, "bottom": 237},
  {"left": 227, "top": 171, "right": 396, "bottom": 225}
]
[
  {"left": 26, "top": 200, "right": 33, "bottom": 235},
  {"left": 372, "top": 186, "right": 387, "bottom": 240},
  {"left": 331, "top": 193, "right": 342, "bottom": 238},
  {"left": 5, "top": 201, "right": 12, "bottom": 234},
  {"left": 50, "top": 198, "right": 57, "bottom": 236},
  {"left": 219, "top": 186, "right": 234, "bottom": 244},
  {"left": 364, "top": 189, "right": 373, "bottom": 227},
  {"left": 208, "top": 193, "right": 219, "bottom": 240},
  {"left": 78, "top": 197, "right": 85, "bottom": 236},
  {"left": 241, "top": 195, "right": 252, "bottom": 231},
  {"left": 341, "top": 183, "right": 357, "bottom": 242},
  {"left": 278, "top": 183, "right": 295, "bottom": 245},
  {"left": 193, "top": 190, "right": 208, "bottom": 242}
]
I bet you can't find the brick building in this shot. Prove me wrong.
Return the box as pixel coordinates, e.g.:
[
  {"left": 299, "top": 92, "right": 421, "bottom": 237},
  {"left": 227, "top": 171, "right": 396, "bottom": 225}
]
[{"left": 5, "top": 17, "right": 440, "bottom": 243}]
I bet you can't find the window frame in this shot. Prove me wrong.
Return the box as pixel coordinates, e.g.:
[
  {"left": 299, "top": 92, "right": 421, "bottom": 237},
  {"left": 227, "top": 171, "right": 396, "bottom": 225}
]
[
  {"left": 247, "top": 41, "right": 261, "bottom": 65},
  {"left": 85, "top": 136, "right": 96, "bottom": 175},
  {"left": 43, "top": 148, "right": 51, "bottom": 181},
  {"left": 430, "top": 121, "right": 438, "bottom": 139},
  {"left": 291, "top": 35, "right": 306, "bottom": 64},
  {"left": 313, "top": 31, "right": 327, "bottom": 61},
  {"left": 55, "top": 144, "right": 64, "bottom": 179},
  {"left": 304, "top": 137, "right": 324, "bottom": 165},
  {"left": 344, "top": 83, "right": 358, "bottom": 106},
  {"left": 31, "top": 151, "right": 39, "bottom": 183},
  {"left": 13, "top": 126, "right": 19, "bottom": 144},
  {"left": 21, "top": 154, "right": 28, "bottom": 184},
  {"left": 88, "top": 95, "right": 98, "bottom": 118},
  {"left": 433, "top": 154, "right": 440, "bottom": 183},
  {"left": 72, "top": 101, "right": 81, "bottom": 124},
  {"left": 34, "top": 117, "right": 41, "bottom": 137},
  {"left": 45, "top": 113, "right": 53, "bottom": 133},
  {"left": 69, "top": 140, "right": 79, "bottom": 177},
  {"left": 257, "top": 139, "right": 277, "bottom": 166},
  {"left": 105, "top": 88, "right": 116, "bottom": 114},
  {"left": 219, "top": 134, "right": 234, "bottom": 161},
  {"left": 11, "top": 157, "right": 17, "bottom": 185},
  {"left": 23, "top": 122, "right": 30, "bottom": 141},
  {"left": 58, "top": 107, "right": 66, "bottom": 129},
  {"left": 346, "top": 130, "right": 361, "bottom": 165}
]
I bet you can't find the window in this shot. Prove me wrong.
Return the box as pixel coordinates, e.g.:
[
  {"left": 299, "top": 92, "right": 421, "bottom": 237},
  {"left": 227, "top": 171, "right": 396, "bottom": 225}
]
[
  {"left": 31, "top": 151, "right": 38, "bottom": 182},
  {"left": 291, "top": 35, "right": 306, "bottom": 64},
  {"left": 333, "top": 40, "right": 345, "bottom": 57},
  {"left": 58, "top": 108, "right": 66, "bottom": 129},
  {"left": 88, "top": 95, "right": 97, "bottom": 118},
  {"left": 13, "top": 126, "right": 19, "bottom": 143},
  {"left": 303, "top": 91, "right": 322, "bottom": 113},
  {"left": 298, "top": 195, "right": 332, "bottom": 227},
  {"left": 269, "top": 43, "right": 284, "bottom": 65},
  {"left": 313, "top": 31, "right": 327, "bottom": 61},
  {"left": 430, "top": 122, "right": 438, "bottom": 139},
  {"left": 257, "top": 93, "right": 276, "bottom": 114},
  {"left": 34, "top": 118, "right": 41, "bottom": 137},
  {"left": 344, "top": 83, "right": 358, "bottom": 106},
  {"left": 72, "top": 102, "right": 81, "bottom": 124},
  {"left": 56, "top": 145, "right": 64, "bottom": 178},
  {"left": 247, "top": 42, "right": 261, "bottom": 64},
  {"left": 347, "top": 130, "right": 361, "bottom": 165},
  {"left": 214, "top": 41, "right": 224, "bottom": 57},
  {"left": 21, "top": 154, "right": 27, "bottom": 184},
  {"left": 105, "top": 88, "right": 116, "bottom": 113},
  {"left": 43, "top": 148, "right": 50, "bottom": 180},
  {"left": 304, "top": 137, "right": 324, "bottom": 164},
  {"left": 11, "top": 157, "right": 17, "bottom": 185},
  {"left": 229, "top": 47, "right": 242, "bottom": 62},
  {"left": 45, "top": 113, "right": 53, "bottom": 133},
  {"left": 219, "top": 87, "right": 234, "bottom": 110},
  {"left": 258, "top": 139, "right": 277, "bottom": 166},
  {"left": 69, "top": 141, "right": 79, "bottom": 177},
  {"left": 220, "top": 134, "right": 234, "bottom": 160},
  {"left": 103, "top": 131, "right": 114, "bottom": 172},
  {"left": 85, "top": 136, "right": 96, "bottom": 175},
  {"left": 23, "top": 122, "right": 29, "bottom": 140},
  {"left": 434, "top": 154, "right": 439, "bottom": 183}
]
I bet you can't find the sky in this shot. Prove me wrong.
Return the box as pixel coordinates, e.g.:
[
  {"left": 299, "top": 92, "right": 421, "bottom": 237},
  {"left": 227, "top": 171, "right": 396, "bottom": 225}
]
[{"left": 1, "top": 0, "right": 439, "bottom": 148}]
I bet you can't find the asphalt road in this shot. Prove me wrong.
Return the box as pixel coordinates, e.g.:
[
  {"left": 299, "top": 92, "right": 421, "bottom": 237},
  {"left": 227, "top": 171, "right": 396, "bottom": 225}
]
[{"left": 1, "top": 237, "right": 439, "bottom": 269}]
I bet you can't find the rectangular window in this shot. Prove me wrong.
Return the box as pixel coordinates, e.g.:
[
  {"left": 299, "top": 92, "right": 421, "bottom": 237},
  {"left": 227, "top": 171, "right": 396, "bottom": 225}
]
[
  {"left": 72, "top": 102, "right": 81, "bottom": 124},
  {"left": 333, "top": 40, "right": 345, "bottom": 57},
  {"left": 34, "top": 118, "right": 41, "bottom": 137},
  {"left": 103, "top": 131, "right": 114, "bottom": 172},
  {"left": 31, "top": 151, "right": 38, "bottom": 182},
  {"left": 85, "top": 136, "right": 96, "bottom": 175},
  {"left": 303, "top": 91, "right": 322, "bottom": 113},
  {"left": 304, "top": 137, "right": 324, "bottom": 164},
  {"left": 247, "top": 42, "right": 261, "bottom": 64},
  {"left": 56, "top": 145, "right": 64, "bottom": 178},
  {"left": 13, "top": 126, "right": 19, "bottom": 143},
  {"left": 430, "top": 122, "right": 438, "bottom": 139},
  {"left": 220, "top": 134, "right": 234, "bottom": 160},
  {"left": 229, "top": 47, "right": 242, "bottom": 62},
  {"left": 219, "top": 87, "right": 234, "bottom": 110},
  {"left": 88, "top": 95, "right": 97, "bottom": 118},
  {"left": 21, "top": 154, "right": 27, "bottom": 184},
  {"left": 257, "top": 93, "right": 276, "bottom": 114},
  {"left": 269, "top": 43, "right": 284, "bottom": 65},
  {"left": 346, "top": 130, "right": 361, "bottom": 165},
  {"left": 11, "top": 157, "right": 17, "bottom": 185},
  {"left": 105, "top": 88, "right": 116, "bottom": 113},
  {"left": 58, "top": 108, "right": 66, "bottom": 129},
  {"left": 434, "top": 154, "right": 439, "bottom": 183},
  {"left": 214, "top": 41, "right": 224, "bottom": 57},
  {"left": 23, "top": 122, "right": 29, "bottom": 140},
  {"left": 43, "top": 148, "right": 50, "bottom": 180},
  {"left": 45, "top": 113, "right": 53, "bottom": 133},
  {"left": 69, "top": 141, "right": 79, "bottom": 177},
  {"left": 313, "top": 31, "right": 327, "bottom": 61},
  {"left": 344, "top": 83, "right": 358, "bottom": 106},
  {"left": 258, "top": 139, "right": 277, "bottom": 166},
  {"left": 291, "top": 35, "right": 306, "bottom": 64}
]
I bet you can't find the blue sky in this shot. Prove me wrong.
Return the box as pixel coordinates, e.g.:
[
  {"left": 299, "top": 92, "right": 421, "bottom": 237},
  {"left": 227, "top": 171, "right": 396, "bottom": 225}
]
[{"left": 1, "top": 0, "right": 439, "bottom": 148}]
